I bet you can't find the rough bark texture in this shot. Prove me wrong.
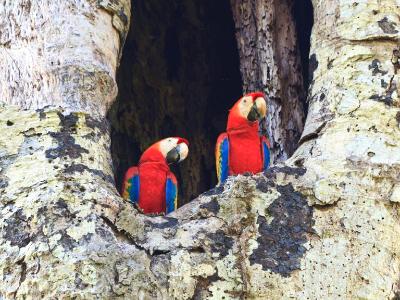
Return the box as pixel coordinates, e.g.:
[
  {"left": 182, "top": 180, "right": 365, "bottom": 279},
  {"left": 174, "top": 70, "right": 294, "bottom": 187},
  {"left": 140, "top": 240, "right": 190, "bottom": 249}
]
[
  {"left": 0, "top": 0, "right": 130, "bottom": 117},
  {"left": 230, "top": 0, "right": 306, "bottom": 162},
  {"left": 1, "top": 0, "right": 400, "bottom": 299}
]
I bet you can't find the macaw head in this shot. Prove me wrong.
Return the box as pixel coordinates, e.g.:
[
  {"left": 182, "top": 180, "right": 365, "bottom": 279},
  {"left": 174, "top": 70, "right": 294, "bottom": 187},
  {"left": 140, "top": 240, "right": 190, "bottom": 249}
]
[
  {"left": 140, "top": 137, "right": 189, "bottom": 165},
  {"left": 227, "top": 92, "right": 267, "bottom": 130}
]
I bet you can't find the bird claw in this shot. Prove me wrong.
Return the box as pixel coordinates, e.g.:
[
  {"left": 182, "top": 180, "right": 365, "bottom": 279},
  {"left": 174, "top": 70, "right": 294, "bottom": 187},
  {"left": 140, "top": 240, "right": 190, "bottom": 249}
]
[
  {"left": 146, "top": 212, "right": 166, "bottom": 217},
  {"left": 132, "top": 203, "right": 144, "bottom": 213},
  {"left": 132, "top": 203, "right": 165, "bottom": 216}
]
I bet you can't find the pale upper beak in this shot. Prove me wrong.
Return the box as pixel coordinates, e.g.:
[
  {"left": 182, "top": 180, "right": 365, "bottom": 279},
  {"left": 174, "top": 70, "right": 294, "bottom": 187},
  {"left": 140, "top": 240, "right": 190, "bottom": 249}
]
[
  {"left": 255, "top": 97, "right": 267, "bottom": 118},
  {"left": 177, "top": 142, "right": 189, "bottom": 162},
  {"left": 247, "top": 97, "right": 267, "bottom": 121}
]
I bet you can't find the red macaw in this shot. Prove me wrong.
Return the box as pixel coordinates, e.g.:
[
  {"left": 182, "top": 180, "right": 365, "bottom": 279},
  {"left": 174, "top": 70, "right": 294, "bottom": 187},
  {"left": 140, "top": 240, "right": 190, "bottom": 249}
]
[
  {"left": 121, "top": 137, "right": 189, "bottom": 214},
  {"left": 215, "top": 92, "right": 271, "bottom": 184}
]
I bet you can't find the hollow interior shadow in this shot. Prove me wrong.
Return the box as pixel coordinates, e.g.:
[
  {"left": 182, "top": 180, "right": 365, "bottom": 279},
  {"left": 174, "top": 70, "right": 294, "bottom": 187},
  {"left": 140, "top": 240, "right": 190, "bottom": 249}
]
[
  {"left": 108, "top": 0, "right": 243, "bottom": 205},
  {"left": 293, "top": 0, "right": 314, "bottom": 113}
]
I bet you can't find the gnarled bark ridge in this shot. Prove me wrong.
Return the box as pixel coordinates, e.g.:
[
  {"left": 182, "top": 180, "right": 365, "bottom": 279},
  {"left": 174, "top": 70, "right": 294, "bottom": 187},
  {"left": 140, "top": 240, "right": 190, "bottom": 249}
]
[{"left": 1, "top": 0, "right": 400, "bottom": 299}]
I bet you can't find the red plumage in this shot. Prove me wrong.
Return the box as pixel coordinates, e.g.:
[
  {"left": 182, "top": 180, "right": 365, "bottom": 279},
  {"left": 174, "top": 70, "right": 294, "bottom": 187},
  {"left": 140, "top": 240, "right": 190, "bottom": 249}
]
[
  {"left": 227, "top": 121, "right": 264, "bottom": 175},
  {"left": 177, "top": 137, "right": 189, "bottom": 146},
  {"left": 246, "top": 92, "right": 265, "bottom": 100},
  {"left": 220, "top": 92, "right": 269, "bottom": 177},
  {"left": 122, "top": 138, "right": 188, "bottom": 214},
  {"left": 137, "top": 151, "right": 170, "bottom": 214}
]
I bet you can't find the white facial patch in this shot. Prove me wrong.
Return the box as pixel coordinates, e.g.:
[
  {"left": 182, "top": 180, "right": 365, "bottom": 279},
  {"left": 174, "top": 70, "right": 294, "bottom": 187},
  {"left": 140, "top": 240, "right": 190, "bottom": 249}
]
[
  {"left": 159, "top": 138, "right": 179, "bottom": 157},
  {"left": 238, "top": 96, "right": 254, "bottom": 118}
]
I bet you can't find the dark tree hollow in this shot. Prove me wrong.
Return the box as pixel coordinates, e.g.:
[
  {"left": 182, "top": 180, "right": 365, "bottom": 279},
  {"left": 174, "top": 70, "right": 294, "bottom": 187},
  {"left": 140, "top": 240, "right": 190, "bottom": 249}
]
[
  {"left": 108, "top": 0, "right": 314, "bottom": 207},
  {"left": 293, "top": 0, "right": 314, "bottom": 112},
  {"left": 109, "top": 0, "right": 243, "bottom": 205}
]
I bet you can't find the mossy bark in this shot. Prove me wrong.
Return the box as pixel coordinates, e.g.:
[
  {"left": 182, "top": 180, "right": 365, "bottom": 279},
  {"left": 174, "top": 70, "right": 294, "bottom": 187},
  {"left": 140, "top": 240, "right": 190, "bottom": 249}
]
[{"left": 1, "top": 0, "right": 400, "bottom": 299}]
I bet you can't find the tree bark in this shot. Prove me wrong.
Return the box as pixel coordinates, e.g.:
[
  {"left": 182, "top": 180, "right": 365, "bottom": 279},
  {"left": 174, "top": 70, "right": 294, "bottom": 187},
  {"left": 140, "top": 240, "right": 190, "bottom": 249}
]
[
  {"left": 1, "top": 0, "right": 400, "bottom": 299},
  {"left": 230, "top": 0, "right": 306, "bottom": 162},
  {"left": 0, "top": 0, "right": 130, "bottom": 116}
]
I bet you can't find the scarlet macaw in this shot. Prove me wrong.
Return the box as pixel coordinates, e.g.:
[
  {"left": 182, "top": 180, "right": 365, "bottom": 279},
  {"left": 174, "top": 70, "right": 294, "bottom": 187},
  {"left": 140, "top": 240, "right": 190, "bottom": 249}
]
[
  {"left": 121, "top": 137, "right": 189, "bottom": 214},
  {"left": 215, "top": 92, "right": 270, "bottom": 184}
]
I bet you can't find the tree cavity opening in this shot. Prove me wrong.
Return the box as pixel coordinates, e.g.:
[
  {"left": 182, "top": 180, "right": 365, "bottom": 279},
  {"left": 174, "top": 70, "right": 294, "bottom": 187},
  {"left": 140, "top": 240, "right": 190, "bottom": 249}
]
[
  {"left": 293, "top": 0, "right": 314, "bottom": 113},
  {"left": 108, "top": 0, "right": 243, "bottom": 206}
]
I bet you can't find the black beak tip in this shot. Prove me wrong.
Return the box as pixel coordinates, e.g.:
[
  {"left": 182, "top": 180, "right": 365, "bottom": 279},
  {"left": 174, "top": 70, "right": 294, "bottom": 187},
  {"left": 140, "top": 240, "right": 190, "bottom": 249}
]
[
  {"left": 166, "top": 148, "right": 180, "bottom": 165},
  {"left": 247, "top": 105, "right": 260, "bottom": 122}
]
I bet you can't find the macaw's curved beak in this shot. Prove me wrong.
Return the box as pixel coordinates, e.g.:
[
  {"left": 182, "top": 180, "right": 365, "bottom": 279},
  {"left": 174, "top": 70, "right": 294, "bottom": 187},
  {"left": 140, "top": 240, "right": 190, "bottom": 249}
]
[
  {"left": 247, "top": 97, "right": 267, "bottom": 122},
  {"left": 166, "top": 142, "right": 189, "bottom": 165}
]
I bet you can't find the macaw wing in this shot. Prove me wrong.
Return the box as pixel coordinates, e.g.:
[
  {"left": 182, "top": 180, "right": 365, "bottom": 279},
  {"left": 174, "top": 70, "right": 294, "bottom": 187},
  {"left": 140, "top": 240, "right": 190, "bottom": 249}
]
[
  {"left": 121, "top": 167, "right": 140, "bottom": 204},
  {"left": 216, "top": 133, "right": 230, "bottom": 184},
  {"left": 165, "top": 172, "right": 178, "bottom": 214},
  {"left": 261, "top": 136, "right": 271, "bottom": 170}
]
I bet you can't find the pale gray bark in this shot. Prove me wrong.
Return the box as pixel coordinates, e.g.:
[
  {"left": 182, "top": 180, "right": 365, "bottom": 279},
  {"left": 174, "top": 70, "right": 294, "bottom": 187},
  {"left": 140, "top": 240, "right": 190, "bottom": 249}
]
[
  {"left": 0, "top": 0, "right": 130, "bottom": 116},
  {"left": 1, "top": 0, "right": 400, "bottom": 299}
]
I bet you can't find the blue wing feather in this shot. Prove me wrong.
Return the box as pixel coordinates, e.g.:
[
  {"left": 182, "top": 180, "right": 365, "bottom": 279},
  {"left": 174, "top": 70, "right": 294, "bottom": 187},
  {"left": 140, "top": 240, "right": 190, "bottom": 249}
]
[
  {"left": 216, "top": 133, "right": 229, "bottom": 184},
  {"left": 129, "top": 175, "right": 140, "bottom": 204},
  {"left": 121, "top": 167, "right": 140, "bottom": 204},
  {"left": 262, "top": 138, "right": 270, "bottom": 170},
  {"left": 165, "top": 175, "right": 177, "bottom": 214}
]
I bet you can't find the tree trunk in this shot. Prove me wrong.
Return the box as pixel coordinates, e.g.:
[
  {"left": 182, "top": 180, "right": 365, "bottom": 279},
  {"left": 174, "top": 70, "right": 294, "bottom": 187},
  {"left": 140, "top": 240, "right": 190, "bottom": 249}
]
[
  {"left": 230, "top": 0, "right": 306, "bottom": 162},
  {"left": 1, "top": 1, "right": 400, "bottom": 299}
]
